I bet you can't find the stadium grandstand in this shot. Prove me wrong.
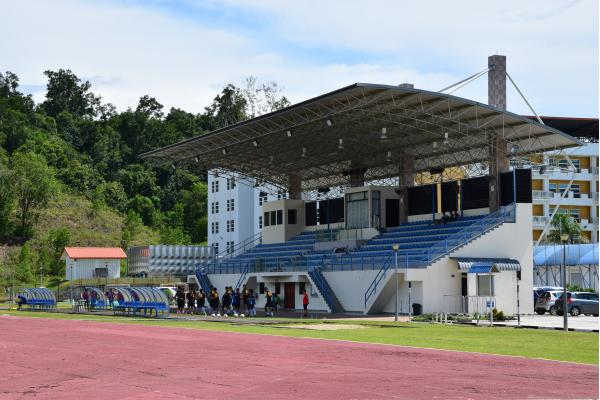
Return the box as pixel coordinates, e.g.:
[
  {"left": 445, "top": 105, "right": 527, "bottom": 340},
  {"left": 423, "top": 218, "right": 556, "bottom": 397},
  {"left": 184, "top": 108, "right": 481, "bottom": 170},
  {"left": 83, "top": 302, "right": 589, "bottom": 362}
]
[{"left": 142, "top": 55, "right": 585, "bottom": 315}]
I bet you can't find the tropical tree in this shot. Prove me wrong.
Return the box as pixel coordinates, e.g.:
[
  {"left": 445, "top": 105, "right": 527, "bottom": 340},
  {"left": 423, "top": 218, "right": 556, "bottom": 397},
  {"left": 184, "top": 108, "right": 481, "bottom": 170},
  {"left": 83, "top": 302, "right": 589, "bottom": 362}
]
[
  {"left": 10, "top": 151, "right": 56, "bottom": 236},
  {"left": 41, "top": 69, "right": 101, "bottom": 118},
  {"left": 547, "top": 213, "right": 584, "bottom": 244}
]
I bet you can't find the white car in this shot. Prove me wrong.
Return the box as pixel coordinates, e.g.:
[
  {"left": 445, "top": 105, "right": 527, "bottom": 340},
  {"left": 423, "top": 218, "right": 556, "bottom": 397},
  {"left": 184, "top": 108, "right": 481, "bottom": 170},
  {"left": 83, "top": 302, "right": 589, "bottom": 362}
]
[{"left": 535, "top": 290, "right": 564, "bottom": 315}]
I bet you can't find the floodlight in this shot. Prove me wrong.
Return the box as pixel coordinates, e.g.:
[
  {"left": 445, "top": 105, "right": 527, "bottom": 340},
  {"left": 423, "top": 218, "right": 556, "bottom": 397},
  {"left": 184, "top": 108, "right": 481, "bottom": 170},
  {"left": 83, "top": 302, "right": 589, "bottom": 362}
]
[
  {"left": 301, "top": 147, "right": 307, "bottom": 157},
  {"left": 338, "top": 138, "right": 344, "bottom": 150},
  {"left": 560, "top": 233, "right": 569, "bottom": 242},
  {"left": 252, "top": 140, "right": 259, "bottom": 147},
  {"left": 392, "top": 244, "right": 400, "bottom": 251},
  {"left": 326, "top": 118, "right": 333, "bottom": 126},
  {"left": 222, "top": 148, "right": 228, "bottom": 155},
  {"left": 286, "top": 130, "right": 292, "bottom": 137},
  {"left": 380, "top": 127, "right": 388, "bottom": 141}
]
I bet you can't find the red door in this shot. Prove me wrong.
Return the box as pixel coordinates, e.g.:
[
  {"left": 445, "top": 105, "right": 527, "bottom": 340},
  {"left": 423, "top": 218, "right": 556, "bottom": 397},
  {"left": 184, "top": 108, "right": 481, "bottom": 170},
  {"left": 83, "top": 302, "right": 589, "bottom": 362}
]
[{"left": 284, "top": 283, "right": 295, "bottom": 309}]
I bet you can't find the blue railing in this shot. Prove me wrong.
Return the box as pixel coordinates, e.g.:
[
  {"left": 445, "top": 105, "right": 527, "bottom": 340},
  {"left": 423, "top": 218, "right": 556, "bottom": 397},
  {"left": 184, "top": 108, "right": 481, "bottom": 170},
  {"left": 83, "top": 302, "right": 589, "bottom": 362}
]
[
  {"left": 363, "top": 255, "right": 394, "bottom": 310},
  {"left": 362, "top": 204, "right": 516, "bottom": 310},
  {"left": 308, "top": 267, "right": 335, "bottom": 312},
  {"left": 234, "top": 266, "right": 249, "bottom": 290}
]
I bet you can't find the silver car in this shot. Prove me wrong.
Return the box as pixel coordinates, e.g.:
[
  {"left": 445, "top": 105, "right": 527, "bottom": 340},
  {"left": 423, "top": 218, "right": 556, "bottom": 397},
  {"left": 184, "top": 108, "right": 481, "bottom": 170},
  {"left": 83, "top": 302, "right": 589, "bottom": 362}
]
[{"left": 535, "top": 290, "right": 563, "bottom": 315}]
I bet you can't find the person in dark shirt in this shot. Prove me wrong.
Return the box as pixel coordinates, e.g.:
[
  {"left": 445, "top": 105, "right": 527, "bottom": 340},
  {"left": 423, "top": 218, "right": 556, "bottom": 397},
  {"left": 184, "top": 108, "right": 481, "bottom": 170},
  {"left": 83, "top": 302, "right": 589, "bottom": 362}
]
[
  {"left": 232, "top": 288, "right": 241, "bottom": 314},
  {"left": 186, "top": 290, "right": 196, "bottom": 314},
  {"left": 175, "top": 288, "right": 186, "bottom": 314},
  {"left": 209, "top": 287, "right": 220, "bottom": 315},
  {"left": 222, "top": 287, "right": 232, "bottom": 315},
  {"left": 16, "top": 294, "right": 27, "bottom": 310},
  {"left": 196, "top": 289, "right": 207, "bottom": 315},
  {"left": 247, "top": 289, "right": 256, "bottom": 317},
  {"left": 264, "top": 288, "right": 273, "bottom": 317}
]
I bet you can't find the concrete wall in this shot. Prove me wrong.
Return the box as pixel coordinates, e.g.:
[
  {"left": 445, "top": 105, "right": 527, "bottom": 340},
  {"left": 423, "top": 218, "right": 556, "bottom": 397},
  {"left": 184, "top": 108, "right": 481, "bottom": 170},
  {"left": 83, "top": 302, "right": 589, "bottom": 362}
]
[
  {"left": 207, "top": 204, "right": 534, "bottom": 316},
  {"left": 405, "top": 203, "right": 533, "bottom": 315},
  {"left": 65, "top": 258, "right": 121, "bottom": 280},
  {"left": 206, "top": 272, "right": 329, "bottom": 311},
  {"left": 262, "top": 199, "right": 306, "bottom": 244}
]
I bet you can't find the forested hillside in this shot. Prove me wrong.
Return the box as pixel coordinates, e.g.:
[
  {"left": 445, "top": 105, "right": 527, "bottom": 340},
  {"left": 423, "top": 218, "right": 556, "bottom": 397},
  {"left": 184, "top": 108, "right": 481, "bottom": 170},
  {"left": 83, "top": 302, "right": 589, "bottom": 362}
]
[{"left": 0, "top": 70, "right": 288, "bottom": 285}]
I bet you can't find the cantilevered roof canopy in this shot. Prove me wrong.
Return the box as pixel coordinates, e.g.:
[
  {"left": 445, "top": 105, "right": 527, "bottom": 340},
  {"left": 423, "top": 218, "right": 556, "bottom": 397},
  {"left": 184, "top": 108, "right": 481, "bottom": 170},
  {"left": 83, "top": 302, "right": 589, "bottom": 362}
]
[{"left": 141, "top": 83, "right": 581, "bottom": 191}]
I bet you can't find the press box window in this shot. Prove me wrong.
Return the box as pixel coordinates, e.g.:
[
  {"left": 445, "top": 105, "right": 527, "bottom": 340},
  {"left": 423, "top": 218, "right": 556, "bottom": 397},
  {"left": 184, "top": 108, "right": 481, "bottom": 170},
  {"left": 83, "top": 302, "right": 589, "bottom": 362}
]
[
  {"left": 276, "top": 210, "right": 283, "bottom": 225},
  {"left": 288, "top": 209, "right": 297, "bottom": 224},
  {"left": 264, "top": 211, "right": 270, "bottom": 227}
]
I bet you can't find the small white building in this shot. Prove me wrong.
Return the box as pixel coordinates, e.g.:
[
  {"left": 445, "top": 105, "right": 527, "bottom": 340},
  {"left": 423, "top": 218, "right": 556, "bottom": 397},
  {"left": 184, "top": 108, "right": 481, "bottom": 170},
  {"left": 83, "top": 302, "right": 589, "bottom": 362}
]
[{"left": 61, "top": 247, "right": 126, "bottom": 281}]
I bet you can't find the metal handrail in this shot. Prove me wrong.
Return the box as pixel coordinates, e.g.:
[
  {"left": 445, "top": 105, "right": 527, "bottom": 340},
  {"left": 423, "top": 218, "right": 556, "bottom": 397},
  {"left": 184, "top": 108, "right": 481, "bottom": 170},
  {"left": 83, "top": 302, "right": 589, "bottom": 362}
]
[
  {"left": 363, "top": 204, "right": 516, "bottom": 310},
  {"left": 308, "top": 267, "right": 334, "bottom": 311}
]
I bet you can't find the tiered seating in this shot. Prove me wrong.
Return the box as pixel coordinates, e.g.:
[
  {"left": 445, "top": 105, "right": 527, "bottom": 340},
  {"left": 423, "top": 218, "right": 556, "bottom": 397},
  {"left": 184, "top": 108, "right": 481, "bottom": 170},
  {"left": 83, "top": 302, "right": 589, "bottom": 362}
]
[
  {"left": 216, "top": 230, "right": 337, "bottom": 271},
  {"left": 328, "top": 215, "right": 487, "bottom": 268}
]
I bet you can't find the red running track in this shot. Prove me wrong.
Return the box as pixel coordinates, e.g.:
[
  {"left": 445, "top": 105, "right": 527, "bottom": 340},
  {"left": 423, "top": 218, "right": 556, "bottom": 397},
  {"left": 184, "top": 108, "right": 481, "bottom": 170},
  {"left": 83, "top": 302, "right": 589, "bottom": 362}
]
[{"left": 0, "top": 316, "right": 597, "bottom": 399}]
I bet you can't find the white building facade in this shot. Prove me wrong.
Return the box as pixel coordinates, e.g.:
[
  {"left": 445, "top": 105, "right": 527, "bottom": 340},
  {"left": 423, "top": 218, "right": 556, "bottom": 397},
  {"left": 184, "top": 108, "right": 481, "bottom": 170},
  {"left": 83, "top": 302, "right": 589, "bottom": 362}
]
[{"left": 207, "top": 170, "right": 286, "bottom": 257}]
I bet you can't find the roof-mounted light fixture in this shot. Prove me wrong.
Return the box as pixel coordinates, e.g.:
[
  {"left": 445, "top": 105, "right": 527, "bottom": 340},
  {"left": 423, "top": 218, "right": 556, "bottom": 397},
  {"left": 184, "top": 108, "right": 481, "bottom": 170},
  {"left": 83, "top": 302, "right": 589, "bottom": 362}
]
[
  {"left": 252, "top": 140, "right": 259, "bottom": 147},
  {"left": 380, "top": 127, "right": 388, "bottom": 141},
  {"left": 326, "top": 118, "right": 333, "bottom": 127},
  {"left": 301, "top": 147, "right": 307, "bottom": 157},
  {"left": 193, "top": 156, "right": 199, "bottom": 163},
  {"left": 443, "top": 132, "right": 449, "bottom": 145},
  {"left": 386, "top": 150, "right": 392, "bottom": 162},
  {"left": 433, "top": 141, "right": 438, "bottom": 149},
  {"left": 222, "top": 148, "right": 228, "bottom": 155},
  {"left": 338, "top": 138, "right": 344, "bottom": 150},
  {"left": 286, "top": 130, "right": 292, "bottom": 137}
]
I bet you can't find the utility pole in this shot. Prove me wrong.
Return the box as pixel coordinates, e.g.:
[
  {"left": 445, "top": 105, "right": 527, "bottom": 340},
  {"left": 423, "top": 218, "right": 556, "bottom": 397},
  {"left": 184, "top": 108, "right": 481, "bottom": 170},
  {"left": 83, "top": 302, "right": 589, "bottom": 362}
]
[
  {"left": 561, "top": 229, "right": 569, "bottom": 331},
  {"left": 392, "top": 244, "right": 399, "bottom": 322}
]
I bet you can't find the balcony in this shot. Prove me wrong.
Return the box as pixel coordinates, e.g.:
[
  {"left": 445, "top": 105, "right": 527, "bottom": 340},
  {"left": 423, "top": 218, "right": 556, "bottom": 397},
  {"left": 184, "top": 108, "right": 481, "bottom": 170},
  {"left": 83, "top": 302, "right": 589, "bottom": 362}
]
[
  {"left": 533, "top": 166, "right": 594, "bottom": 180},
  {"left": 532, "top": 190, "right": 553, "bottom": 200},
  {"left": 533, "top": 216, "right": 551, "bottom": 227}
]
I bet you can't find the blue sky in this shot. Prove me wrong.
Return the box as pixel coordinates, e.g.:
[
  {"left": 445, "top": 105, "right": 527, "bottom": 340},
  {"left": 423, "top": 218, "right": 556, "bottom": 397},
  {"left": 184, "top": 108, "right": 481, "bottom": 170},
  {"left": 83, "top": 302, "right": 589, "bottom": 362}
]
[{"left": 2, "top": 0, "right": 598, "bottom": 117}]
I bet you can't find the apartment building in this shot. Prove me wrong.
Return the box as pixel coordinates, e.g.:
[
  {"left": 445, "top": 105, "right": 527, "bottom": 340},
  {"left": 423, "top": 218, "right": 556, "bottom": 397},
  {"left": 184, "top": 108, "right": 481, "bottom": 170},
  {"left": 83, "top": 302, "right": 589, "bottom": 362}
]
[
  {"left": 532, "top": 132, "right": 598, "bottom": 243},
  {"left": 207, "top": 171, "right": 285, "bottom": 256}
]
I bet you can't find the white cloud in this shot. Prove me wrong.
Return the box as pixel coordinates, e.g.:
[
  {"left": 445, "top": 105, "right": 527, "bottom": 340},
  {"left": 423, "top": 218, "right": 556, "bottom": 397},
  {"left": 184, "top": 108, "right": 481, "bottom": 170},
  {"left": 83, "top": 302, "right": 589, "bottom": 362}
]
[{"left": 1, "top": 0, "right": 597, "bottom": 117}]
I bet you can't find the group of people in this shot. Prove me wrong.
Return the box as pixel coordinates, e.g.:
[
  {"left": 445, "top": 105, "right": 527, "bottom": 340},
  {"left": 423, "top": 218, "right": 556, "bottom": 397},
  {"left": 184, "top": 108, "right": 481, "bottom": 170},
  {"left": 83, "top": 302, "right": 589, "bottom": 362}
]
[
  {"left": 439, "top": 210, "right": 460, "bottom": 225},
  {"left": 173, "top": 286, "right": 309, "bottom": 317}
]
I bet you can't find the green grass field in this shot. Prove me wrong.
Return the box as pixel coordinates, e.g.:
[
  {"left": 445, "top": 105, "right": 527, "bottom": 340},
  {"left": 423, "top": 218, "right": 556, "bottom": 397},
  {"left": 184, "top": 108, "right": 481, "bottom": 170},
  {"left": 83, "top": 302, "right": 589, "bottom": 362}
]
[{"left": 3, "top": 310, "right": 598, "bottom": 365}]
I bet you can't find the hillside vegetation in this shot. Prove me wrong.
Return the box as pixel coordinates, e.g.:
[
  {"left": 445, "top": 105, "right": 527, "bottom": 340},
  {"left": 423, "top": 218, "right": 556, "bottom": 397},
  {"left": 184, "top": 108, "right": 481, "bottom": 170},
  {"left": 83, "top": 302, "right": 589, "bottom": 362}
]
[{"left": 0, "top": 70, "right": 288, "bottom": 287}]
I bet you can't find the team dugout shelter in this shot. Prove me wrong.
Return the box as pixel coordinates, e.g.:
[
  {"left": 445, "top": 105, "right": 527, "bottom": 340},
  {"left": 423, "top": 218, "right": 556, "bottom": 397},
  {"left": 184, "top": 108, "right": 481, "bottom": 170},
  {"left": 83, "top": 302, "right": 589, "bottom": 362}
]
[{"left": 142, "top": 56, "right": 581, "bottom": 315}]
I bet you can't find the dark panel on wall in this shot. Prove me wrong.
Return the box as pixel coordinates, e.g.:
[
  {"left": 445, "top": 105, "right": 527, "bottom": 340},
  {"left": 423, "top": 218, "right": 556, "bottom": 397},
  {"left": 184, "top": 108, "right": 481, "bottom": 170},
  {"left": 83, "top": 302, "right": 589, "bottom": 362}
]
[
  {"left": 441, "top": 181, "right": 459, "bottom": 212},
  {"left": 385, "top": 199, "right": 400, "bottom": 227},
  {"left": 500, "top": 169, "right": 532, "bottom": 205},
  {"left": 515, "top": 168, "right": 532, "bottom": 203},
  {"left": 408, "top": 184, "right": 436, "bottom": 215},
  {"left": 305, "top": 201, "right": 317, "bottom": 226},
  {"left": 461, "top": 176, "right": 489, "bottom": 210},
  {"left": 319, "top": 197, "right": 344, "bottom": 224},
  {"left": 500, "top": 171, "right": 514, "bottom": 206}
]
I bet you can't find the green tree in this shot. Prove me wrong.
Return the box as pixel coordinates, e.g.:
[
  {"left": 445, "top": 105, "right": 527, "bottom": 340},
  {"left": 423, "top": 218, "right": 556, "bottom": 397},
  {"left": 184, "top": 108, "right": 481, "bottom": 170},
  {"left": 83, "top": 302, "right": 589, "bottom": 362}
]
[
  {"left": 204, "top": 84, "right": 247, "bottom": 128},
  {"left": 116, "top": 163, "right": 158, "bottom": 198},
  {"left": 180, "top": 182, "right": 208, "bottom": 243},
  {"left": 41, "top": 69, "right": 101, "bottom": 118},
  {"left": 94, "top": 181, "right": 128, "bottom": 212},
  {"left": 121, "top": 210, "right": 142, "bottom": 249},
  {"left": 127, "top": 195, "right": 161, "bottom": 227},
  {"left": 548, "top": 213, "right": 584, "bottom": 244},
  {"left": 0, "top": 150, "right": 14, "bottom": 236},
  {"left": 10, "top": 151, "right": 56, "bottom": 237}
]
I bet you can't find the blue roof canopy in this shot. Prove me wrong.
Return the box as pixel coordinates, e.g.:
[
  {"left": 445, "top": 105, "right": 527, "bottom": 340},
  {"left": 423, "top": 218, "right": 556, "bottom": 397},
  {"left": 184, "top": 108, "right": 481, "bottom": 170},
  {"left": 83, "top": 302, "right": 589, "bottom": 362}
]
[
  {"left": 467, "top": 262, "right": 501, "bottom": 274},
  {"left": 534, "top": 244, "right": 598, "bottom": 267}
]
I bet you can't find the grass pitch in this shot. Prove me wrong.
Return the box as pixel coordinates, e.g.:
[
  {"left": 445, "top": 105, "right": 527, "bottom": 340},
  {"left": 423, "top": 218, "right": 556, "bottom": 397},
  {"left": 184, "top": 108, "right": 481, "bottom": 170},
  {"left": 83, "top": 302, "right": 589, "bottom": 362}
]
[{"left": 3, "top": 310, "right": 597, "bottom": 365}]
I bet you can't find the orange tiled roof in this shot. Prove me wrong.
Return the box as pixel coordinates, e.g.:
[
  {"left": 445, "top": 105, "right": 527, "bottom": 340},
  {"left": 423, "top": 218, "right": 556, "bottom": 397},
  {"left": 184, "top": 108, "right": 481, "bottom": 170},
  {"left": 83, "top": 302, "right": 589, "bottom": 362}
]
[{"left": 62, "top": 247, "right": 127, "bottom": 260}]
